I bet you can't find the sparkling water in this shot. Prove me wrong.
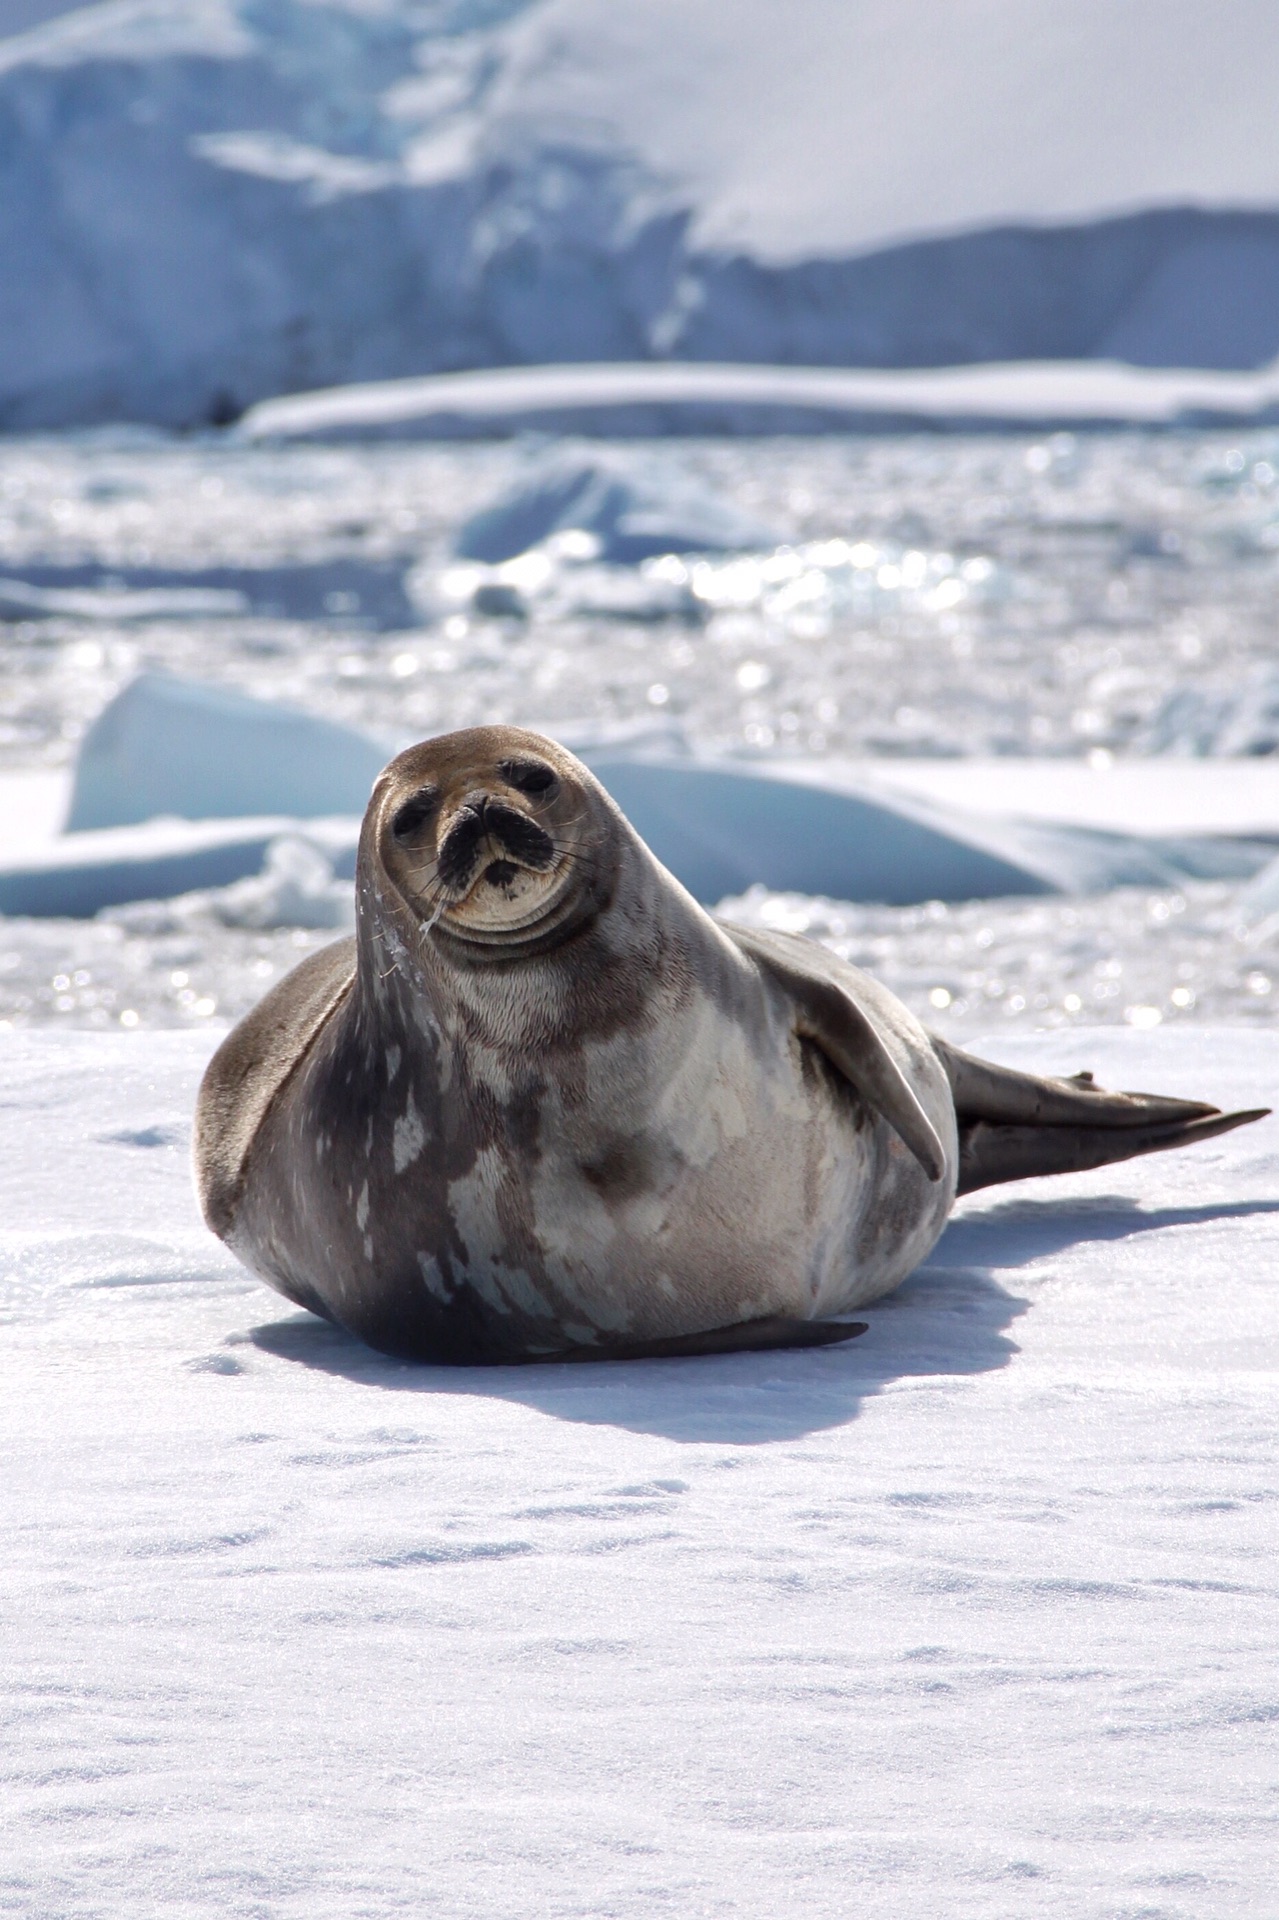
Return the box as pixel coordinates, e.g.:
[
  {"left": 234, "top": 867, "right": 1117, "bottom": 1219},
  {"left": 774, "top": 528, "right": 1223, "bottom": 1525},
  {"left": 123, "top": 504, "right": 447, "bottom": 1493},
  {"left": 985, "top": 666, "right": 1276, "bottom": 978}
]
[{"left": 2, "top": 426, "right": 1278, "bottom": 1033}]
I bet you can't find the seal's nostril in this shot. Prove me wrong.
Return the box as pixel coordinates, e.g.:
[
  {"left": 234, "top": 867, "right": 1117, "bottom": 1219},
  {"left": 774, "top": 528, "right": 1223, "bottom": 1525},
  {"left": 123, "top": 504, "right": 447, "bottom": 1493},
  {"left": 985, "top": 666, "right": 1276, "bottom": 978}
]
[{"left": 437, "top": 804, "right": 485, "bottom": 889}]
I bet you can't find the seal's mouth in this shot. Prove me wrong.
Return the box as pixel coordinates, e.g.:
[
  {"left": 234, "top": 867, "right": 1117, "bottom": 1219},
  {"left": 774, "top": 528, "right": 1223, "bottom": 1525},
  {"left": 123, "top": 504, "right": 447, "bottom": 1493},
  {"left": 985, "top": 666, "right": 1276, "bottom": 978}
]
[
  {"left": 406, "top": 790, "right": 574, "bottom": 937},
  {"left": 436, "top": 797, "right": 556, "bottom": 896}
]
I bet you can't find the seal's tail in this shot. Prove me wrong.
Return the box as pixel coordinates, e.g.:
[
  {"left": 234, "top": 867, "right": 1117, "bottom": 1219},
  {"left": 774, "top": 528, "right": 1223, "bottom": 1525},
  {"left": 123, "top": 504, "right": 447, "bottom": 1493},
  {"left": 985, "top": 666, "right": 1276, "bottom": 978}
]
[{"left": 933, "top": 1038, "right": 1268, "bottom": 1196}]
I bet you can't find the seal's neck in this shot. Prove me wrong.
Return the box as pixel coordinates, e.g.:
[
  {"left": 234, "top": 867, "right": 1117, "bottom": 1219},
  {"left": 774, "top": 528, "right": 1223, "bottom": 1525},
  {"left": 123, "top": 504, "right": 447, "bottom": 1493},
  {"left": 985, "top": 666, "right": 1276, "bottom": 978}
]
[{"left": 357, "top": 836, "right": 698, "bottom": 1060}]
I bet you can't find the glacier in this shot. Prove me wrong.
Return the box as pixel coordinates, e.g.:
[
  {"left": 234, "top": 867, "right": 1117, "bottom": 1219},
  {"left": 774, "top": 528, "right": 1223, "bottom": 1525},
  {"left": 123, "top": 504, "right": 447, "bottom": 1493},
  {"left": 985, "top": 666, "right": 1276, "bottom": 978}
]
[{"left": 3, "top": 0, "right": 1279, "bottom": 427}]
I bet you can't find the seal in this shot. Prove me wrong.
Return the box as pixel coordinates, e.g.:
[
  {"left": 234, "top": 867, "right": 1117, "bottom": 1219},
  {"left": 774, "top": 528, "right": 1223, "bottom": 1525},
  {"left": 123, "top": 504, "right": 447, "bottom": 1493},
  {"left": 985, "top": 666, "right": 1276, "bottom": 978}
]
[{"left": 194, "top": 727, "right": 1268, "bottom": 1364}]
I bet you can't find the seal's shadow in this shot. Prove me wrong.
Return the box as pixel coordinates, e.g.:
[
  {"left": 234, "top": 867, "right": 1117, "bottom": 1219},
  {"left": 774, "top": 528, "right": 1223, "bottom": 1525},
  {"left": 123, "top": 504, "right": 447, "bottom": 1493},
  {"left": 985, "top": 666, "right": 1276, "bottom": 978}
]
[{"left": 243, "top": 1194, "right": 1279, "bottom": 1444}]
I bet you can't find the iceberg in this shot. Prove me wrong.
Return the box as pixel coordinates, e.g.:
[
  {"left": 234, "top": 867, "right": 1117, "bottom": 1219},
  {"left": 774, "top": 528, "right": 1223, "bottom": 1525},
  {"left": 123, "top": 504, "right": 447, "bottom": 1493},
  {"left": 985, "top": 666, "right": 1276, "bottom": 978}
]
[
  {"left": 0, "top": 813, "right": 359, "bottom": 919},
  {"left": 241, "top": 359, "right": 1279, "bottom": 443},
  {"left": 106, "top": 831, "right": 356, "bottom": 933},
  {"left": 589, "top": 757, "right": 1274, "bottom": 906},
  {"left": 3, "top": 0, "right": 1279, "bottom": 427}
]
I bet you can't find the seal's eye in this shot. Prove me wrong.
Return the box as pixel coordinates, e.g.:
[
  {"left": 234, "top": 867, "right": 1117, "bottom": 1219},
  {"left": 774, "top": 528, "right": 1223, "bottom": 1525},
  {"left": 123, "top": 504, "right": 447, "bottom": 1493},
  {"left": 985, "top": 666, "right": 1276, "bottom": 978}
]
[
  {"left": 391, "top": 787, "right": 440, "bottom": 839},
  {"left": 501, "top": 759, "right": 558, "bottom": 797}
]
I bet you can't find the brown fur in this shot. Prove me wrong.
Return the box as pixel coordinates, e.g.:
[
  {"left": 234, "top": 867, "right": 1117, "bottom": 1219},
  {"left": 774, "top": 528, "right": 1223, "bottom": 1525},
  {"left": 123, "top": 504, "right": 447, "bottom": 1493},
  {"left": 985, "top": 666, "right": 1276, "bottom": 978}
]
[{"left": 194, "top": 727, "right": 1267, "bottom": 1365}]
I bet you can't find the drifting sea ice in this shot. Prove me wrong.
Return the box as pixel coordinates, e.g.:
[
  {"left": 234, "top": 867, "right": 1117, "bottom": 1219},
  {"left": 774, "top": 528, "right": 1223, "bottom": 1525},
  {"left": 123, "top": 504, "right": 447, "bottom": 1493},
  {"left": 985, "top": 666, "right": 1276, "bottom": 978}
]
[
  {"left": 3, "top": 429, "right": 1279, "bottom": 1037},
  {"left": 4, "top": 429, "right": 1279, "bottom": 767},
  {"left": 3, "top": 871, "right": 1279, "bottom": 1038}
]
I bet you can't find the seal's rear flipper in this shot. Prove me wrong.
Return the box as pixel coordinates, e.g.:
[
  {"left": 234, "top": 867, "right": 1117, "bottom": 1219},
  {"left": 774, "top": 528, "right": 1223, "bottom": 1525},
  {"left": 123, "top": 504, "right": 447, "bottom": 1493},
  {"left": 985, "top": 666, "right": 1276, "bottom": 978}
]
[
  {"left": 549, "top": 1316, "right": 868, "bottom": 1363},
  {"left": 933, "top": 1038, "right": 1269, "bottom": 1195}
]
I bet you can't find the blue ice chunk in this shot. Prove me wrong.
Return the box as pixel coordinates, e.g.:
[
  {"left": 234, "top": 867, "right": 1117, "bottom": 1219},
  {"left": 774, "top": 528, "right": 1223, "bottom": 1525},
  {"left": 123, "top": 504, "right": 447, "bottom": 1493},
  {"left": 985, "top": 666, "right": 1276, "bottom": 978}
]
[
  {"left": 584, "top": 758, "right": 1273, "bottom": 905},
  {"left": 0, "top": 817, "right": 359, "bottom": 919},
  {"left": 454, "top": 457, "right": 774, "bottom": 565},
  {"left": 66, "top": 674, "right": 389, "bottom": 831},
  {"left": 585, "top": 758, "right": 1056, "bottom": 904}
]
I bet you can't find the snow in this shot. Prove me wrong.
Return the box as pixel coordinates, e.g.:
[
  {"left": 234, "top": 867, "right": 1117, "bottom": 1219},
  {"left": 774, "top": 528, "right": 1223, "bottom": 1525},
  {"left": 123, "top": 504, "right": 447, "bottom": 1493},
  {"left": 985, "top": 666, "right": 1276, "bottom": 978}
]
[
  {"left": 0, "top": 770, "right": 67, "bottom": 859},
  {"left": 239, "top": 358, "right": 1279, "bottom": 442},
  {"left": 488, "top": 0, "right": 1279, "bottom": 260},
  {"left": 5, "top": 2, "right": 1279, "bottom": 425},
  {"left": 3, "top": 1021, "right": 1278, "bottom": 1914},
  {"left": 862, "top": 758, "right": 1279, "bottom": 841}
]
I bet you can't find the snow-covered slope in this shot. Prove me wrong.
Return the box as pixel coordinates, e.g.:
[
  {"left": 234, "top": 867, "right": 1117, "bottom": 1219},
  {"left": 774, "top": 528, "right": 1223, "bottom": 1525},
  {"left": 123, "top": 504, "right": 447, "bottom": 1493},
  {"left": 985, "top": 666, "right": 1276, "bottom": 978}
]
[
  {"left": 3, "top": 1024, "right": 1278, "bottom": 1913},
  {"left": 3, "top": 0, "right": 1279, "bottom": 427},
  {"left": 491, "top": 0, "right": 1279, "bottom": 261}
]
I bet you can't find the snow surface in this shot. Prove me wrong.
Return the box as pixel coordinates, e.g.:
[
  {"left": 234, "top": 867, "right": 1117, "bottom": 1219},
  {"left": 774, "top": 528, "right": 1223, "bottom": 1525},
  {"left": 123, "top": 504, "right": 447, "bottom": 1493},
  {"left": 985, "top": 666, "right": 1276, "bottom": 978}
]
[
  {"left": 3, "top": 1022, "right": 1279, "bottom": 1915},
  {"left": 6, "top": 1, "right": 1279, "bottom": 424},
  {"left": 868, "top": 759, "right": 1279, "bottom": 841}
]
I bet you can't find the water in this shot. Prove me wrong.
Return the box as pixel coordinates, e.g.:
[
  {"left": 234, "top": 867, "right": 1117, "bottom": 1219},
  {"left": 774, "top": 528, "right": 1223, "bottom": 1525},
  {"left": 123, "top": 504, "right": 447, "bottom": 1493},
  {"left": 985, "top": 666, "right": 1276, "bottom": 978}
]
[
  {"left": 2, "top": 425, "right": 1279, "bottom": 1033},
  {"left": 3, "top": 876, "right": 1278, "bottom": 1041},
  {"left": 3, "top": 427, "right": 1279, "bottom": 767}
]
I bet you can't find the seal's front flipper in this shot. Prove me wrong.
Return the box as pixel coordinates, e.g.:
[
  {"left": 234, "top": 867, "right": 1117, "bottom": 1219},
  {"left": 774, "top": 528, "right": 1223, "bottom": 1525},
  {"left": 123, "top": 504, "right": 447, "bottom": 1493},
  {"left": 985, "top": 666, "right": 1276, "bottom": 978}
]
[
  {"left": 725, "top": 923, "right": 947, "bottom": 1181},
  {"left": 195, "top": 935, "right": 357, "bottom": 1236},
  {"left": 932, "top": 1038, "right": 1269, "bottom": 1194},
  {"left": 549, "top": 1316, "right": 869, "bottom": 1363}
]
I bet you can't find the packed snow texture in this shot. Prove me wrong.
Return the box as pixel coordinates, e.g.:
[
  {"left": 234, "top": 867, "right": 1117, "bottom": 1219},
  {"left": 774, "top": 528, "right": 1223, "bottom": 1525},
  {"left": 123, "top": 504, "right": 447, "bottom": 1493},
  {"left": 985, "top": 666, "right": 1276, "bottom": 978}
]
[
  {"left": 3, "top": 1023, "right": 1278, "bottom": 1916},
  {"left": 5, "top": 0, "right": 1279, "bottom": 424}
]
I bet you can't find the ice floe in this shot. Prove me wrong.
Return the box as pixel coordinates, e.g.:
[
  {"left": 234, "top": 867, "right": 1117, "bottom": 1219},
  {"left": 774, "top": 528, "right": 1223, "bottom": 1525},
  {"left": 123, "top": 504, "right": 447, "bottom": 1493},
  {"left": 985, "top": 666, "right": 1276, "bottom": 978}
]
[
  {"left": 66, "top": 673, "right": 387, "bottom": 831},
  {"left": 451, "top": 453, "right": 773, "bottom": 564},
  {"left": 0, "top": 671, "right": 1274, "bottom": 919},
  {"left": 2, "top": 1021, "right": 1278, "bottom": 1912}
]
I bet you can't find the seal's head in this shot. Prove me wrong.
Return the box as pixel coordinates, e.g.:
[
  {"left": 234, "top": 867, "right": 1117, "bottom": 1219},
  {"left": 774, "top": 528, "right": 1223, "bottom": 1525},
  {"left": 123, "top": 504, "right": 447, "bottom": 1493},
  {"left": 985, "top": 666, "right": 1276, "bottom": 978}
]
[{"left": 371, "top": 727, "right": 615, "bottom": 952}]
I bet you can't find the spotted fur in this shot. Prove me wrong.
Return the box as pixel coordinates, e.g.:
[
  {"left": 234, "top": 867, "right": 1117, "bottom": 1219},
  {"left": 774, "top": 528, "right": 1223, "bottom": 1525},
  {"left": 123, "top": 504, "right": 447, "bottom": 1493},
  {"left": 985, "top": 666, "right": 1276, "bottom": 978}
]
[{"left": 194, "top": 727, "right": 1262, "bottom": 1364}]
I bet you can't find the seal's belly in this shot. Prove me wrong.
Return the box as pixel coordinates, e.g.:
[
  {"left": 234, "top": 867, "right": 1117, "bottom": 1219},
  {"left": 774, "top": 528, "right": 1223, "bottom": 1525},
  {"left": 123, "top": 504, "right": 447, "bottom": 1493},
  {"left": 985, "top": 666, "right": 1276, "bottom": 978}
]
[
  {"left": 439, "top": 990, "right": 954, "bottom": 1342},
  {"left": 233, "top": 965, "right": 955, "bottom": 1358}
]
